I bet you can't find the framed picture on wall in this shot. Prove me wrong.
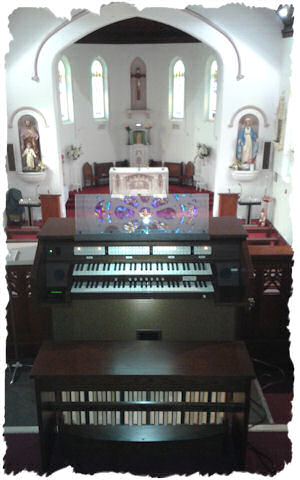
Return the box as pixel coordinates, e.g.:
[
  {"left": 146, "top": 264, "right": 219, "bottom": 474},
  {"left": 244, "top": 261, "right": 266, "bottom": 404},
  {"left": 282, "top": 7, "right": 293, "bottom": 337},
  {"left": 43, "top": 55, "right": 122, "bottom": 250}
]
[{"left": 7, "top": 144, "right": 16, "bottom": 171}]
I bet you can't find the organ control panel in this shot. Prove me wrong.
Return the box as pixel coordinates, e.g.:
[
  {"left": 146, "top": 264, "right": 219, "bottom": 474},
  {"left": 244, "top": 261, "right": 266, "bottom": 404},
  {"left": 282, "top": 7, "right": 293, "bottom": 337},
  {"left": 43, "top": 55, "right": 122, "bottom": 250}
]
[
  {"left": 32, "top": 194, "right": 252, "bottom": 341},
  {"left": 33, "top": 216, "right": 250, "bottom": 305}
]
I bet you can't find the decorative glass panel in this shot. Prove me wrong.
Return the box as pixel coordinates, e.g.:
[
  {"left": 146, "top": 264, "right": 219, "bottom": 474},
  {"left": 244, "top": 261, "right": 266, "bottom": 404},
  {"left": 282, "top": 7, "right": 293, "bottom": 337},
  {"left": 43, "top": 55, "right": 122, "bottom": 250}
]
[
  {"left": 58, "top": 60, "right": 69, "bottom": 122},
  {"left": 208, "top": 60, "right": 218, "bottom": 121},
  {"left": 92, "top": 60, "right": 105, "bottom": 119},
  {"left": 172, "top": 60, "right": 185, "bottom": 119}
]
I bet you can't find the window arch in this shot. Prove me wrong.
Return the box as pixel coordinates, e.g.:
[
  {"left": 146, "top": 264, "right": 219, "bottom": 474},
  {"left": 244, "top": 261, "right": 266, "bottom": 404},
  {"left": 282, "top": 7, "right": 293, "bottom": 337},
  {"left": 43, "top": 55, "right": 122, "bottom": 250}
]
[
  {"left": 208, "top": 59, "right": 218, "bottom": 121},
  {"left": 91, "top": 58, "right": 108, "bottom": 120},
  {"left": 170, "top": 59, "right": 185, "bottom": 120},
  {"left": 58, "top": 56, "right": 74, "bottom": 123}
]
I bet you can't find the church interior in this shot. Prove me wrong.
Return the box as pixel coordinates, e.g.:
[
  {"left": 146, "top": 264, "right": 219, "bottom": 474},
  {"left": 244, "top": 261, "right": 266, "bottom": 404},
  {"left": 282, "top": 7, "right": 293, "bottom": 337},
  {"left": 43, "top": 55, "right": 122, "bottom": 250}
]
[{"left": 3, "top": 1, "right": 296, "bottom": 476}]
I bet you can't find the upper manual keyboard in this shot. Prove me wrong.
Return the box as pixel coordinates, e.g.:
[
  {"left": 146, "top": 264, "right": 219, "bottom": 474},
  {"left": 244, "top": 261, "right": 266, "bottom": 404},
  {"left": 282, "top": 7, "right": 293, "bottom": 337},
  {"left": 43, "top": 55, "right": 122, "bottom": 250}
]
[{"left": 73, "top": 262, "right": 212, "bottom": 277}]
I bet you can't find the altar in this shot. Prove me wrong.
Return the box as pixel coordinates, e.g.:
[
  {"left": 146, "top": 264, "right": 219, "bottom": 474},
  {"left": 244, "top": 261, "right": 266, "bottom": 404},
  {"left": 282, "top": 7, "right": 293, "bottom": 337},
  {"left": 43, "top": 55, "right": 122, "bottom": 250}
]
[{"left": 109, "top": 167, "right": 169, "bottom": 197}]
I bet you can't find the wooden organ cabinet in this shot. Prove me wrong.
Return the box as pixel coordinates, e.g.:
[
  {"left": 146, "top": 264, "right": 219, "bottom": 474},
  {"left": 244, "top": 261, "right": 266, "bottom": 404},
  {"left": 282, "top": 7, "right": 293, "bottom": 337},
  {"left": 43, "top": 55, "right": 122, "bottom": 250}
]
[{"left": 31, "top": 194, "right": 255, "bottom": 474}]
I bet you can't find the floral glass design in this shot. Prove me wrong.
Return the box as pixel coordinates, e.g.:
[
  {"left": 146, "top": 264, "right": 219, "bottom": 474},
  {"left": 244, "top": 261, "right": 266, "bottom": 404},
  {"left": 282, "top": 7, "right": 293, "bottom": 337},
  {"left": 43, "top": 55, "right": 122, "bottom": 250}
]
[
  {"left": 91, "top": 59, "right": 106, "bottom": 119},
  {"left": 208, "top": 60, "right": 218, "bottom": 121},
  {"left": 58, "top": 58, "right": 74, "bottom": 123},
  {"left": 172, "top": 59, "right": 185, "bottom": 119}
]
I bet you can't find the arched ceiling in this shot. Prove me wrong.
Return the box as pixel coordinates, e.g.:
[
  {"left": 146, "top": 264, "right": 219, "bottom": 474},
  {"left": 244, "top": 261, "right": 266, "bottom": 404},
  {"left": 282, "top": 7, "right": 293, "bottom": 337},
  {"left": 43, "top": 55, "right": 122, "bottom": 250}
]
[{"left": 75, "top": 16, "right": 201, "bottom": 44}]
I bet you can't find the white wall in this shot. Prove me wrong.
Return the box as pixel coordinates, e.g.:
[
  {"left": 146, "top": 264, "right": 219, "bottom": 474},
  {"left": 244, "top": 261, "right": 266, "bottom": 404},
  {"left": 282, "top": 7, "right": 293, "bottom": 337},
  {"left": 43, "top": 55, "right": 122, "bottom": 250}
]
[
  {"left": 3, "top": 3, "right": 293, "bottom": 242},
  {"left": 58, "top": 42, "right": 218, "bottom": 190},
  {"left": 271, "top": 38, "right": 294, "bottom": 245}
]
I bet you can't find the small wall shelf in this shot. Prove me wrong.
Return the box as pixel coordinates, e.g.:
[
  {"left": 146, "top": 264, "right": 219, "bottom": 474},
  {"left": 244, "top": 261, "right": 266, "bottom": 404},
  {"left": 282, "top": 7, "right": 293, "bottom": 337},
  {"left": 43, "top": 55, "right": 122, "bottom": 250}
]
[
  {"left": 126, "top": 109, "right": 151, "bottom": 119},
  {"left": 230, "top": 169, "right": 260, "bottom": 182},
  {"left": 17, "top": 171, "right": 47, "bottom": 184}
]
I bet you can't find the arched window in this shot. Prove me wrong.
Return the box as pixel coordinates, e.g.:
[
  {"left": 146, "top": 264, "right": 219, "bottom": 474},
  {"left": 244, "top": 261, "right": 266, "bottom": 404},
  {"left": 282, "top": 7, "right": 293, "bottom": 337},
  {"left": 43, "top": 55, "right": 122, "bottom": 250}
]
[
  {"left": 208, "top": 60, "right": 218, "bottom": 121},
  {"left": 91, "top": 58, "right": 108, "bottom": 119},
  {"left": 170, "top": 59, "right": 185, "bottom": 120},
  {"left": 58, "top": 57, "right": 74, "bottom": 123}
]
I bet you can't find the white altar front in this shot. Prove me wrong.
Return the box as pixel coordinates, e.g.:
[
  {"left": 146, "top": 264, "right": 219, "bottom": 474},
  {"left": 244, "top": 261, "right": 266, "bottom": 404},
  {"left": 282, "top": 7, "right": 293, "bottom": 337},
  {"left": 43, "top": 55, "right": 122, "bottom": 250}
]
[{"left": 109, "top": 167, "right": 169, "bottom": 197}]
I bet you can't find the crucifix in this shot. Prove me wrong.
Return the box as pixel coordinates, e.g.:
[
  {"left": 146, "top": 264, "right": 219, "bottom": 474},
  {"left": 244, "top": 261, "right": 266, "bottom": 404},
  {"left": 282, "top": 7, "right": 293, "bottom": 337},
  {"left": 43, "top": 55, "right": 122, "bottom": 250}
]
[{"left": 131, "top": 67, "right": 145, "bottom": 101}]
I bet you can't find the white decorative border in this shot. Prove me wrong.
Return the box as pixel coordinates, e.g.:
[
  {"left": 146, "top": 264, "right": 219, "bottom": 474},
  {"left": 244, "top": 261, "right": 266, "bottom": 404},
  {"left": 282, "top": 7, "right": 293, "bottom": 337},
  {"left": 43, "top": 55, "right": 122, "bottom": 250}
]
[
  {"left": 32, "top": 9, "right": 89, "bottom": 82},
  {"left": 185, "top": 6, "right": 244, "bottom": 81},
  {"left": 32, "top": 7, "right": 245, "bottom": 84},
  {"left": 228, "top": 106, "right": 270, "bottom": 128},
  {"left": 8, "top": 107, "right": 49, "bottom": 128}
]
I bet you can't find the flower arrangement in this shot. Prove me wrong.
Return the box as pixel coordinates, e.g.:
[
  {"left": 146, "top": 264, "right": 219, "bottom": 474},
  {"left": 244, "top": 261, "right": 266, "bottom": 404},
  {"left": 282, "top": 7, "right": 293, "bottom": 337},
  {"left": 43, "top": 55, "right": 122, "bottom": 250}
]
[
  {"left": 66, "top": 144, "right": 82, "bottom": 161},
  {"left": 196, "top": 143, "right": 210, "bottom": 159},
  {"left": 124, "top": 124, "right": 131, "bottom": 132}
]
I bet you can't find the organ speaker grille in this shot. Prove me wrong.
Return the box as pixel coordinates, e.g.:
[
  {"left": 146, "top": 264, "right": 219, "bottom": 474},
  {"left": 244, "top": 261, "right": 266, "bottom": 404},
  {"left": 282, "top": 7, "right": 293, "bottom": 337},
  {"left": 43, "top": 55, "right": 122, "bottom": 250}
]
[{"left": 46, "top": 263, "right": 69, "bottom": 287}]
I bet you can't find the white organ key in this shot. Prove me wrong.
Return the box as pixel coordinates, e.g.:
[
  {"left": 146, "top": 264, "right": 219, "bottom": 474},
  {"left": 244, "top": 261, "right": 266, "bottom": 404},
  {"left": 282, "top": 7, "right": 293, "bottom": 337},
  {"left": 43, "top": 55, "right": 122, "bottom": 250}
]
[
  {"left": 73, "top": 262, "right": 212, "bottom": 276},
  {"left": 71, "top": 279, "right": 214, "bottom": 294}
]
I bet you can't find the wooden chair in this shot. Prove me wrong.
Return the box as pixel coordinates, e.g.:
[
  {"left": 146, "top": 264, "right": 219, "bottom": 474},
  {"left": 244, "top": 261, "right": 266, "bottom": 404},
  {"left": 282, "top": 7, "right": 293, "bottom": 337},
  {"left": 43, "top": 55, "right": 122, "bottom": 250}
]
[
  {"left": 94, "top": 162, "right": 113, "bottom": 185},
  {"left": 181, "top": 161, "right": 194, "bottom": 186},
  {"left": 82, "top": 162, "right": 94, "bottom": 187},
  {"left": 164, "top": 162, "right": 183, "bottom": 184}
]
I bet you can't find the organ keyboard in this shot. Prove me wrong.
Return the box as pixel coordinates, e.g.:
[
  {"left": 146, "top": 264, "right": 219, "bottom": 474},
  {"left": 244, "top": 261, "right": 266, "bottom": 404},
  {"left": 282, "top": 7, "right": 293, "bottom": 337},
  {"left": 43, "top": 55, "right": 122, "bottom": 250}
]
[
  {"left": 71, "top": 279, "right": 214, "bottom": 295},
  {"left": 33, "top": 216, "right": 250, "bottom": 305}
]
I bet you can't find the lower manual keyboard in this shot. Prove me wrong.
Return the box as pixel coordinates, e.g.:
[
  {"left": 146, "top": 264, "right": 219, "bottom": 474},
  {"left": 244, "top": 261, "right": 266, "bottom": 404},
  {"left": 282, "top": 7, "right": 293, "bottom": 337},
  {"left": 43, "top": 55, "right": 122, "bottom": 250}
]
[{"left": 71, "top": 279, "right": 214, "bottom": 295}]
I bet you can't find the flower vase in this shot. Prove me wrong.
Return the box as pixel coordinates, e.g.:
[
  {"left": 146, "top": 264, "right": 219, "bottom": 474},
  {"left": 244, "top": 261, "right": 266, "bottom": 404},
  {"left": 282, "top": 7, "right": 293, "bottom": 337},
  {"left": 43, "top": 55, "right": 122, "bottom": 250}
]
[{"left": 127, "top": 131, "right": 131, "bottom": 145}]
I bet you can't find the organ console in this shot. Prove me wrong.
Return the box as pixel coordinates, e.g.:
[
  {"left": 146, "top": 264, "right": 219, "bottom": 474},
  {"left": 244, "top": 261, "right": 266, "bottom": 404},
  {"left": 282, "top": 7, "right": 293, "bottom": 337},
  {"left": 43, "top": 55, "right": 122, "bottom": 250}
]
[{"left": 31, "top": 194, "right": 255, "bottom": 473}]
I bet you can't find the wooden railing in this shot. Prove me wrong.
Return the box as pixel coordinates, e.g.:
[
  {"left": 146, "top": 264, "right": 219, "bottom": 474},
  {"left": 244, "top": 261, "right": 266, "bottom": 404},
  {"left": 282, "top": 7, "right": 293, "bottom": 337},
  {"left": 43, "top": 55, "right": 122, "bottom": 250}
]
[{"left": 243, "top": 223, "right": 293, "bottom": 348}]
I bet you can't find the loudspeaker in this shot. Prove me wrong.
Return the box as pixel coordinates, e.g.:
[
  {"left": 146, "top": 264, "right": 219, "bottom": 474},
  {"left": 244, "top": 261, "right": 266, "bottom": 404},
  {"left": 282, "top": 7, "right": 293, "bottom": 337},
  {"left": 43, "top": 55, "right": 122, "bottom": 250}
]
[
  {"left": 216, "top": 262, "right": 240, "bottom": 287},
  {"left": 7, "top": 144, "right": 16, "bottom": 171},
  {"left": 262, "top": 141, "right": 272, "bottom": 169},
  {"left": 46, "top": 263, "right": 69, "bottom": 287}
]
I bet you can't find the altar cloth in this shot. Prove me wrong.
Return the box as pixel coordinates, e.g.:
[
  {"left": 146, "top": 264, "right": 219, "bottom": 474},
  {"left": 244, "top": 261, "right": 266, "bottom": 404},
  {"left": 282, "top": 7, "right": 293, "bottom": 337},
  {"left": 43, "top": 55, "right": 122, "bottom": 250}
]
[{"left": 109, "top": 167, "right": 169, "bottom": 197}]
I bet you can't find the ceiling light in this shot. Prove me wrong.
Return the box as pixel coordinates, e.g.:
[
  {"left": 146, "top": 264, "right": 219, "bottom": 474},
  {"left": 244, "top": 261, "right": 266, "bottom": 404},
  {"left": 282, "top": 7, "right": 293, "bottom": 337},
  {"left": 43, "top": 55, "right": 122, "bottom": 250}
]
[{"left": 276, "top": 4, "right": 294, "bottom": 37}]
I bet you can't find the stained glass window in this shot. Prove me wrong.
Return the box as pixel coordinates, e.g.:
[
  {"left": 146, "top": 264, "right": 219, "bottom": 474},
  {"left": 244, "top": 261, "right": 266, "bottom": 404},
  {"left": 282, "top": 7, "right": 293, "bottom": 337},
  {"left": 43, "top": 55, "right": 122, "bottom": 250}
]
[
  {"left": 208, "top": 60, "right": 218, "bottom": 121},
  {"left": 172, "top": 59, "right": 185, "bottom": 119},
  {"left": 58, "top": 57, "right": 73, "bottom": 123},
  {"left": 91, "top": 59, "right": 107, "bottom": 119}
]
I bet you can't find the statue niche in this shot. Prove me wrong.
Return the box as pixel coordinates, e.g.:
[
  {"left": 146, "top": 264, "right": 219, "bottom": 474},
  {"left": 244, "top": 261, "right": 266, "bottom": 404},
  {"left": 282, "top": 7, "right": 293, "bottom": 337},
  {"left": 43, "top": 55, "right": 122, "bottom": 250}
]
[
  {"left": 18, "top": 114, "right": 42, "bottom": 171},
  {"left": 130, "top": 58, "right": 146, "bottom": 110}
]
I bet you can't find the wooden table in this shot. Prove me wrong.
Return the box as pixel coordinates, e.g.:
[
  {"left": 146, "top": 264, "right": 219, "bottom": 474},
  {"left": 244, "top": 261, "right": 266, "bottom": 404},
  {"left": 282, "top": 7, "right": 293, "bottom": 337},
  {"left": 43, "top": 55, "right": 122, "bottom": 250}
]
[
  {"left": 238, "top": 198, "right": 261, "bottom": 224},
  {"left": 19, "top": 199, "right": 41, "bottom": 226},
  {"left": 31, "top": 340, "right": 255, "bottom": 473}
]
